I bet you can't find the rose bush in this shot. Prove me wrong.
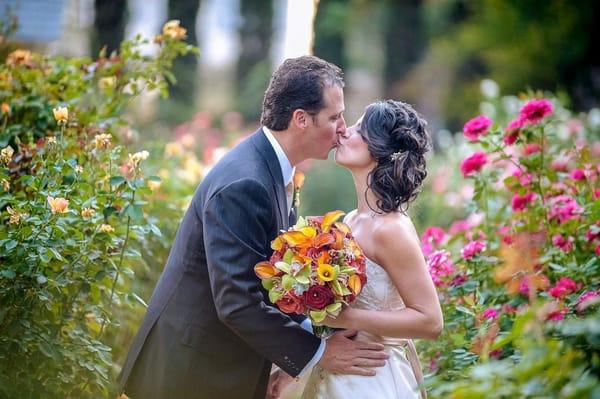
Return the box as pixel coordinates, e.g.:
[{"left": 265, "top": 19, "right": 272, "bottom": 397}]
[
  {"left": 0, "top": 24, "right": 196, "bottom": 398},
  {"left": 417, "top": 91, "right": 600, "bottom": 398}
]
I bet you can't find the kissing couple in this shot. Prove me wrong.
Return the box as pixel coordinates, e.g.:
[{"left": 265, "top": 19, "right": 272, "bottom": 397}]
[{"left": 118, "top": 55, "right": 443, "bottom": 399}]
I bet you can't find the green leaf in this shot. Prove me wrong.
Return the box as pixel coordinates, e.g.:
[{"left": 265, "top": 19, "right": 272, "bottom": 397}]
[
  {"left": 282, "top": 274, "right": 295, "bottom": 290},
  {"left": 269, "top": 290, "right": 283, "bottom": 303},
  {"left": 310, "top": 310, "right": 327, "bottom": 323},
  {"left": 4, "top": 240, "right": 17, "bottom": 251},
  {"left": 109, "top": 176, "right": 125, "bottom": 186},
  {"left": 0, "top": 270, "right": 16, "bottom": 279},
  {"left": 274, "top": 261, "right": 291, "bottom": 273},
  {"left": 325, "top": 302, "right": 342, "bottom": 315},
  {"left": 36, "top": 275, "right": 48, "bottom": 284},
  {"left": 128, "top": 292, "right": 148, "bottom": 308},
  {"left": 295, "top": 275, "right": 310, "bottom": 284},
  {"left": 283, "top": 249, "right": 294, "bottom": 264},
  {"left": 127, "top": 204, "right": 144, "bottom": 221},
  {"left": 261, "top": 278, "right": 275, "bottom": 290}
]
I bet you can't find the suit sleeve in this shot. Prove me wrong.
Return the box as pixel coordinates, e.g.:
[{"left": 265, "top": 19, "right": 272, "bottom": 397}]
[{"left": 202, "top": 178, "right": 321, "bottom": 376}]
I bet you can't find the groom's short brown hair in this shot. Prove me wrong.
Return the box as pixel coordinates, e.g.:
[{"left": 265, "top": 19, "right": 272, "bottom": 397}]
[{"left": 260, "top": 55, "right": 344, "bottom": 131}]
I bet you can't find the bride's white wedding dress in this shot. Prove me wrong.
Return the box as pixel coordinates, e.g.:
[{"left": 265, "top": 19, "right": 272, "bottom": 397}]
[{"left": 301, "top": 249, "right": 426, "bottom": 399}]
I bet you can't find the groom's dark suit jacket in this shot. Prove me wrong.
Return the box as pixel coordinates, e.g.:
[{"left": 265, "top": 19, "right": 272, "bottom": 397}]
[{"left": 118, "top": 129, "right": 321, "bottom": 398}]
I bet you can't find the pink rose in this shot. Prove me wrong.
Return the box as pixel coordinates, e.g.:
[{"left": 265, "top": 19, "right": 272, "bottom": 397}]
[
  {"left": 548, "top": 195, "right": 583, "bottom": 224},
  {"left": 422, "top": 226, "right": 446, "bottom": 245},
  {"left": 518, "top": 98, "right": 553, "bottom": 124},
  {"left": 461, "top": 240, "right": 487, "bottom": 260},
  {"left": 576, "top": 291, "right": 600, "bottom": 313},
  {"left": 482, "top": 307, "right": 499, "bottom": 320},
  {"left": 549, "top": 277, "right": 578, "bottom": 298},
  {"left": 463, "top": 115, "right": 493, "bottom": 141},
  {"left": 570, "top": 168, "right": 586, "bottom": 181},
  {"left": 460, "top": 151, "right": 488, "bottom": 177},
  {"left": 511, "top": 192, "right": 537, "bottom": 212},
  {"left": 523, "top": 143, "right": 542, "bottom": 155},
  {"left": 449, "top": 219, "right": 471, "bottom": 235},
  {"left": 504, "top": 117, "right": 525, "bottom": 145},
  {"left": 427, "top": 250, "right": 455, "bottom": 287},
  {"left": 552, "top": 234, "right": 574, "bottom": 252}
]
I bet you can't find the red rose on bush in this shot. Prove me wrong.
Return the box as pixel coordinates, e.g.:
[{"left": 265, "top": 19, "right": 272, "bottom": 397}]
[
  {"left": 463, "top": 115, "right": 492, "bottom": 141},
  {"left": 460, "top": 151, "right": 488, "bottom": 177},
  {"left": 305, "top": 285, "right": 335, "bottom": 310}
]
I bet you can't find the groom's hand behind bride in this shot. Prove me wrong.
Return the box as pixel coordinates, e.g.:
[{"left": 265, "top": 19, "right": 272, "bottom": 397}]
[{"left": 317, "top": 329, "right": 388, "bottom": 376}]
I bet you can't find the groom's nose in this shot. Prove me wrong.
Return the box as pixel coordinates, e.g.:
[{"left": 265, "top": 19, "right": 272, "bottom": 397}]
[{"left": 336, "top": 116, "right": 347, "bottom": 136}]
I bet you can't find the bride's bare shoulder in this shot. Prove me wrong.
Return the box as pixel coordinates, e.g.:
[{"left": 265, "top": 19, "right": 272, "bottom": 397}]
[{"left": 372, "top": 212, "right": 421, "bottom": 262}]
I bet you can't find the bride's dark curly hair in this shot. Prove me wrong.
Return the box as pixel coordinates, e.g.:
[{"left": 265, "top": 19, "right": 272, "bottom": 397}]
[{"left": 359, "top": 100, "right": 431, "bottom": 213}]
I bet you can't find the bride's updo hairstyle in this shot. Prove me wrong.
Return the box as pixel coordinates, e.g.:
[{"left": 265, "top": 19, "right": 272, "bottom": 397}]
[{"left": 359, "top": 100, "right": 431, "bottom": 213}]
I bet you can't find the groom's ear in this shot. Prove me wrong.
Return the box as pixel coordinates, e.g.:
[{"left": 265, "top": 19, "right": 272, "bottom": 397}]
[{"left": 291, "top": 109, "right": 308, "bottom": 130}]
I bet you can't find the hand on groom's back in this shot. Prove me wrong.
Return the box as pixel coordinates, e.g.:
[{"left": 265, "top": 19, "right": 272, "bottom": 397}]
[{"left": 317, "top": 329, "right": 388, "bottom": 376}]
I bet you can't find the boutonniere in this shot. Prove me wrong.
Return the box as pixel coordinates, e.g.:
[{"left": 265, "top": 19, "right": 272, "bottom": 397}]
[{"left": 292, "top": 170, "right": 305, "bottom": 209}]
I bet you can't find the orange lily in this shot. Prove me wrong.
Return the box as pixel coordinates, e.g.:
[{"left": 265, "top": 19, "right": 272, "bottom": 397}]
[
  {"left": 321, "top": 210, "right": 345, "bottom": 233},
  {"left": 348, "top": 274, "right": 362, "bottom": 295},
  {"left": 254, "top": 261, "right": 278, "bottom": 279}
]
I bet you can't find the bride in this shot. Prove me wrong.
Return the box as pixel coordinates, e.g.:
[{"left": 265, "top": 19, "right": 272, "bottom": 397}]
[{"left": 302, "top": 100, "right": 443, "bottom": 399}]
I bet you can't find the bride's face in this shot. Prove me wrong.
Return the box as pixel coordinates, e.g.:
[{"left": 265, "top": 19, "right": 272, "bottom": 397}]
[{"left": 335, "top": 116, "right": 375, "bottom": 169}]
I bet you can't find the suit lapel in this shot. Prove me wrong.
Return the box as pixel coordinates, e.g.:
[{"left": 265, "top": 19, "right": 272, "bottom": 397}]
[{"left": 251, "top": 128, "right": 289, "bottom": 231}]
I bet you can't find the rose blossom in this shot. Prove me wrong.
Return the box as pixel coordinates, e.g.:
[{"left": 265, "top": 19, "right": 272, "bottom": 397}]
[
  {"left": 576, "top": 291, "right": 600, "bottom": 313},
  {"left": 449, "top": 219, "right": 471, "bottom": 235},
  {"left": 548, "top": 195, "right": 583, "bottom": 224},
  {"left": 460, "top": 151, "right": 488, "bottom": 177},
  {"left": 504, "top": 117, "right": 525, "bottom": 145},
  {"left": 427, "top": 250, "right": 455, "bottom": 287},
  {"left": 548, "top": 277, "right": 578, "bottom": 298},
  {"left": 552, "top": 234, "right": 574, "bottom": 252},
  {"left": 518, "top": 98, "right": 553, "bottom": 124},
  {"left": 276, "top": 292, "right": 305, "bottom": 314},
  {"left": 461, "top": 240, "right": 487, "bottom": 260},
  {"left": 482, "top": 307, "right": 499, "bottom": 320},
  {"left": 511, "top": 192, "right": 537, "bottom": 212},
  {"left": 304, "top": 285, "right": 334, "bottom": 309},
  {"left": 463, "top": 115, "right": 493, "bottom": 141},
  {"left": 570, "top": 168, "right": 586, "bottom": 181},
  {"left": 523, "top": 143, "right": 542, "bottom": 155},
  {"left": 422, "top": 226, "right": 446, "bottom": 245}
]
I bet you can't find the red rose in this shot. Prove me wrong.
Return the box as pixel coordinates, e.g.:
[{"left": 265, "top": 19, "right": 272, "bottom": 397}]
[
  {"left": 460, "top": 151, "right": 488, "bottom": 177},
  {"left": 304, "top": 285, "right": 335, "bottom": 310}
]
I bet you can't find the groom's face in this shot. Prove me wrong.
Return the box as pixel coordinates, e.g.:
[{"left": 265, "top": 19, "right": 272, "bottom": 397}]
[{"left": 305, "top": 85, "right": 346, "bottom": 160}]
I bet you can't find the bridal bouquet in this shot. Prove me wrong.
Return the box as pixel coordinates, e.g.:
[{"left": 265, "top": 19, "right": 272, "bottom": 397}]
[{"left": 254, "top": 210, "right": 367, "bottom": 323}]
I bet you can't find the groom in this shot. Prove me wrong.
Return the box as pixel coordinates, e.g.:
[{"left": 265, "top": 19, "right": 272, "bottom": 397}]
[{"left": 118, "top": 55, "right": 388, "bottom": 398}]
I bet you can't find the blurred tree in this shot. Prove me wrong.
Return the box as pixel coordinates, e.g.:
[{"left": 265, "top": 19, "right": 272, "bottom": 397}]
[
  {"left": 313, "top": 0, "right": 348, "bottom": 72},
  {"left": 382, "top": 0, "right": 426, "bottom": 100},
  {"left": 91, "top": 0, "right": 127, "bottom": 57},
  {"left": 235, "top": 0, "right": 273, "bottom": 121},
  {"left": 423, "top": 0, "right": 600, "bottom": 129}
]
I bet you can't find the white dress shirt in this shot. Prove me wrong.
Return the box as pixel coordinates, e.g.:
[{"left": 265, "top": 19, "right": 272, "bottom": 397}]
[{"left": 262, "top": 127, "right": 326, "bottom": 376}]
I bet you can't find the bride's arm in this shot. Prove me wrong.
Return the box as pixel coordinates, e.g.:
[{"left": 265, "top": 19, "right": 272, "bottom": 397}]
[{"left": 324, "top": 221, "right": 443, "bottom": 339}]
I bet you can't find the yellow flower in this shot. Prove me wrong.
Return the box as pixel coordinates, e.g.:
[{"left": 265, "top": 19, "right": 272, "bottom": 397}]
[
  {"left": 94, "top": 133, "right": 112, "bottom": 149},
  {"left": 130, "top": 150, "right": 149, "bottom": 164},
  {"left": 53, "top": 106, "right": 68, "bottom": 123},
  {"left": 1, "top": 103, "right": 9, "bottom": 114},
  {"left": 81, "top": 208, "right": 95, "bottom": 218},
  {"left": 6, "top": 49, "right": 33, "bottom": 66},
  {"left": 75, "top": 165, "right": 84, "bottom": 174},
  {"left": 162, "top": 20, "right": 187, "bottom": 40},
  {"left": 317, "top": 263, "right": 337, "bottom": 282},
  {"left": 0, "top": 179, "right": 9, "bottom": 191},
  {"left": 7, "top": 206, "right": 27, "bottom": 225},
  {"left": 98, "top": 76, "right": 117, "bottom": 90},
  {"left": 46, "top": 136, "right": 57, "bottom": 145},
  {"left": 164, "top": 142, "right": 184, "bottom": 157},
  {"left": 147, "top": 179, "right": 161, "bottom": 190},
  {"left": 99, "top": 224, "right": 114, "bottom": 233},
  {"left": 1, "top": 145, "right": 14, "bottom": 164},
  {"left": 47, "top": 196, "right": 69, "bottom": 214}
]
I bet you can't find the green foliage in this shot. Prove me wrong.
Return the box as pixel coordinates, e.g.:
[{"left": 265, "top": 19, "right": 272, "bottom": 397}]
[{"left": 0, "top": 28, "right": 195, "bottom": 398}]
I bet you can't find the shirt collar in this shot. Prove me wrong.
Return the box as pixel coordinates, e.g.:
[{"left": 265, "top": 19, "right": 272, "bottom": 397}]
[{"left": 263, "top": 127, "right": 295, "bottom": 187}]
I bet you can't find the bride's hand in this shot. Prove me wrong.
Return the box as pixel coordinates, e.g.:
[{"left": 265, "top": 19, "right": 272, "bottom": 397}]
[{"left": 322, "top": 306, "right": 356, "bottom": 329}]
